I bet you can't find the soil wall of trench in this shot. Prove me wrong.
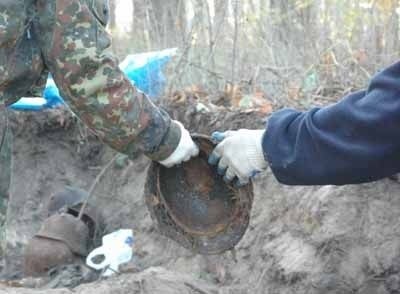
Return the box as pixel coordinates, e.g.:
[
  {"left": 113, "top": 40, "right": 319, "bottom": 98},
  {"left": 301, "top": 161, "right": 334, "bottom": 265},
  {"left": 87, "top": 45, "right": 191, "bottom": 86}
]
[{"left": 1, "top": 102, "right": 400, "bottom": 294}]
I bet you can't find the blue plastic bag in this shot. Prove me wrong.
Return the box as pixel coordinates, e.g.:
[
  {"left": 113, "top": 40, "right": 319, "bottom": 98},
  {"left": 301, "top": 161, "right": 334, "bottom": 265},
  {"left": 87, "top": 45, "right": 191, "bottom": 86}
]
[
  {"left": 9, "top": 48, "right": 177, "bottom": 111},
  {"left": 120, "top": 48, "right": 177, "bottom": 99}
]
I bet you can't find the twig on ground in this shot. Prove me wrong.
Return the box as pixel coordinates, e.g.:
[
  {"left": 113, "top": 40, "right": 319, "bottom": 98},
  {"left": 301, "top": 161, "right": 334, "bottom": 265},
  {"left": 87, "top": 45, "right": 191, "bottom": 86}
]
[{"left": 78, "top": 153, "right": 119, "bottom": 220}]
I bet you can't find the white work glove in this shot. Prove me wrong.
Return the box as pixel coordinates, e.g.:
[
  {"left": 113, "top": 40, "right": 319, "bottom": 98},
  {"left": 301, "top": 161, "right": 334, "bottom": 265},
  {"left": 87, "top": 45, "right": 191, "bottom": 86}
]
[
  {"left": 159, "top": 121, "right": 199, "bottom": 168},
  {"left": 208, "top": 129, "right": 268, "bottom": 186}
]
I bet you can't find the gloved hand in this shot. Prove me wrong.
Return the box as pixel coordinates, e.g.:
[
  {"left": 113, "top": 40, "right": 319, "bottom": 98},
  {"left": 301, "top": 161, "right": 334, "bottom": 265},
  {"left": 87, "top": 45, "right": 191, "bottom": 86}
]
[
  {"left": 208, "top": 129, "right": 268, "bottom": 186},
  {"left": 159, "top": 121, "right": 199, "bottom": 168}
]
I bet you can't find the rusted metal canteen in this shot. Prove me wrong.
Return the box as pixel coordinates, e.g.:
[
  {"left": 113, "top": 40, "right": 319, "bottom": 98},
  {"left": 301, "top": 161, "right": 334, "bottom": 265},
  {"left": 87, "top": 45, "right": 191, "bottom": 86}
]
[{"left": 145, "top": 134, "right": 254, "bottom": 255}]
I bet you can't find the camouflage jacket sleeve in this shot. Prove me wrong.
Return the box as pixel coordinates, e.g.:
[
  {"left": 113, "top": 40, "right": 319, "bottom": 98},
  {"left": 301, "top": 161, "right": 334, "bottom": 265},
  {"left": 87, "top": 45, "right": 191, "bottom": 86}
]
[{"left": 34, "top": 0, "right": 180, "bottom": 161}]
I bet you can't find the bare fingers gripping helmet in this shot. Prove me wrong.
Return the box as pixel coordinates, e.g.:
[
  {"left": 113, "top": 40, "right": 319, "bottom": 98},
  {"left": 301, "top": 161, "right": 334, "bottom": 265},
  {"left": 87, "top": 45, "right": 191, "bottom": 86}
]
[{"left": 145, "top": 135, "right": 254, "bottom": 255}]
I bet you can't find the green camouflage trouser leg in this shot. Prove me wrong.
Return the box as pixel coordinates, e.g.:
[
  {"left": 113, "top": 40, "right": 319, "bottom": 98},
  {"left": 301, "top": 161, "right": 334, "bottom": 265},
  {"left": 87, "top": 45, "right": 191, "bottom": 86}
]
[{"left": 0, "top": 124, "right": 12, "bottom": 255}]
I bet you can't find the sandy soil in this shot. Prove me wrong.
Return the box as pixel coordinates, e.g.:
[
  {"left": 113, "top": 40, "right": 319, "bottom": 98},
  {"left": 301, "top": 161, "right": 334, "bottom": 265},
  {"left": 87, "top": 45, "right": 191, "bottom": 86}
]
[{"left": 1, "top": 104, "right": 400, "bottom": 294}]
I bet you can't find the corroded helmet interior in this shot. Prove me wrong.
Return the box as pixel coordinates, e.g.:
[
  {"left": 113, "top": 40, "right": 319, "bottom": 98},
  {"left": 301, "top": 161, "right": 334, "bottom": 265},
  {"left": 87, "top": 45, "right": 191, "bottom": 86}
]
[
  {"left": 146, "top": 135, "right": 254, "bottom": 255},
  {"left": 159, "top": 143, "right": 236, "bottom": 236}
]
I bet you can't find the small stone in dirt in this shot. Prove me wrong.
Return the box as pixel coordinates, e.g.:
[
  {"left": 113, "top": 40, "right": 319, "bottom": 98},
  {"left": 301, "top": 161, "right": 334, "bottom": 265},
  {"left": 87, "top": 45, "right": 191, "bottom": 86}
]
[{"left": 114, "top": 154, "right": 129, "bottom": 169}]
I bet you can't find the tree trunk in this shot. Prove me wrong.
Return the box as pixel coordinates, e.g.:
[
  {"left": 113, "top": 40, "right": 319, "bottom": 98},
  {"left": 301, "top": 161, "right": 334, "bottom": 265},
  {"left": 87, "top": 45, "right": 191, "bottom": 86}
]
[{"left": 149, "top": 0, "right": 186, "bottom": 48}]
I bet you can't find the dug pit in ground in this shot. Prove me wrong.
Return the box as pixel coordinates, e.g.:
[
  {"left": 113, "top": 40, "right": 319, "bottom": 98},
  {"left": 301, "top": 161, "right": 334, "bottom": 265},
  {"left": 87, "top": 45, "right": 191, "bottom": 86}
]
[{"left": 1, "top": 102, "right": 400, "bottom": 294}]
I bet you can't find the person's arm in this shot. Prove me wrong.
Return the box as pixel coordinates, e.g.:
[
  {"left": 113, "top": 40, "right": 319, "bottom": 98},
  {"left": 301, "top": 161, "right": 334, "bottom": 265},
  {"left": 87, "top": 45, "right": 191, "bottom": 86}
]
[
  {"left": 211, "top": 61, "right": 400, "bottom": 186},
  {"left": 33, "top": 0, "right": 198, "bottom": 164},
  {"left": 264, "top": 60, "right": 400, "bottom": 185}
]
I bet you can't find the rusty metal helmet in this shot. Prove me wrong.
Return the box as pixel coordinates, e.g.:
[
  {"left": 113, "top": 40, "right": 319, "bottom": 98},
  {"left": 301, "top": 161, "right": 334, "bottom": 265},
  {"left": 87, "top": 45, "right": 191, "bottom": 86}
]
[
  {"left": 35, "top": 214, "right": 89, "bottom": 256},
  {"left": 145, "top": 135, "right": 254, "bottom": 255},
  {"left": 24, "top": 236, "right": 77, "bottom": 277},
  {"left": 46, "top": 186, "right": 104, "bottom": 241}
]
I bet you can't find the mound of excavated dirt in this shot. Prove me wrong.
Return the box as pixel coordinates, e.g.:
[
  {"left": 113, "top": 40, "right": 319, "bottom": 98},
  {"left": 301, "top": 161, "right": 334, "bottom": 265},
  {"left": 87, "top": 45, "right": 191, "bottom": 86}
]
[{"left": 1, "top": 103, "right": 400, "bottom": 294}]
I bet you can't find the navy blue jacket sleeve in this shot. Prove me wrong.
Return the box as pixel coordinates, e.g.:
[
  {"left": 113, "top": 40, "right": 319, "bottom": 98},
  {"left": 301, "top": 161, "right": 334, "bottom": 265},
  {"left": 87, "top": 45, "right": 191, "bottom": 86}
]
[{"left": 263, "top": 60, "right": 400, "bottom": 185}]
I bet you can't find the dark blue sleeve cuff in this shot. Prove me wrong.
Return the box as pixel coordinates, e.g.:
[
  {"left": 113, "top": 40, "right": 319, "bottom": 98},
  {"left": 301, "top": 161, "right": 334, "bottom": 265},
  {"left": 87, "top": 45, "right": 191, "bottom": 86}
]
[{"left": 262, "top": 60, "right": 400, "bottom": 185}]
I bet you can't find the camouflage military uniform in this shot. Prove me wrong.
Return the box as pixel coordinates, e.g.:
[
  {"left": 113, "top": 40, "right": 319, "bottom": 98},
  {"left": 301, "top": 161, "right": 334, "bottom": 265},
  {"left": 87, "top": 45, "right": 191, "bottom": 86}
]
[
  {"left": 0, "top": 0, "right": 181, "bottom": 160},
  {"left": 0, "top": 0, "right": 181, "bottom": 251}
]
